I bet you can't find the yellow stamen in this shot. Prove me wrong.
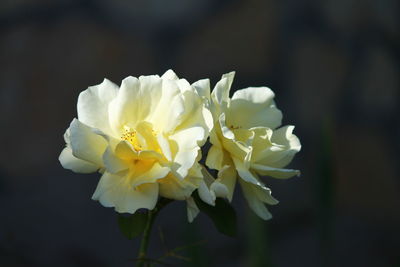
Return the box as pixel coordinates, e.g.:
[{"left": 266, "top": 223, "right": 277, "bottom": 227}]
[{"left": 121, "top": 127, "right": 142, "bottom": 151}]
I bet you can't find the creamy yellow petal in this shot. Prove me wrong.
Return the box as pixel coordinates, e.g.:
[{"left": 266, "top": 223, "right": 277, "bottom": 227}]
[
  {"left": 217, "top": 114, "right": 253, "bottom": 163},
  {"left": 131, "top": 163, "right": 170, "bottom": 187},
  {"left": 270, "top": 126, "right": 301, "bottom": 166},
  {"left": 169, "top": 126, "right": 205, "bottom": 179},
  {"left": 102, "top": 146, "right": 129, "bottom": 174},
  {"left": 241, "top": 171, "right": 279, "bottom": 205},
  {"left": 138, "top": 75, "right": 164, "bottom": 120},
  {"left": 197, "top": 168, "right": 216, "bottom": 206},
  {"left": 192, "top": 78, "right": 211, "bottom": 100},
  {"left": 228, "top": 87, "right": 282, "bottom": 130},
  {"left": 92, "top": 172, "right": 159, "bottom": 213},
  {"left": 177, "top": 78, "right": 193, "bottom": 93},
  {"left": 148, "top": 78, "right": 184, "bottom": 133},
  {"left": 219, "top": 114, "right": 235, "bottom": 140},
  {"left": 59, "top": 146, "right": 98, "bottom": 173},
  {"left": 239, "top": 179, "right": 273, "bottom": 220},
  {"left": 161, "top": 69, "right": 179, "bottom": 80},
  {"left": 114, "top": 140, "right": 163, "bottom": 161},
  {"left": 135, "top": 121, "right": 160, "bottom": 151},
  {"left": 77, "top": 78, "right": 118, "bottom": 136},
  {"left": 205, "top": 145, "right": 225, "bottom": 171},
  {"left": 211, "top": 165, "right": 237, "bottom": 202},
  {"left": 114, "top": 140, "right": 139, "bottom": 160},
  {"left": 108, "top": 76, "right": 140, "bottom": 132},
  {"left": 210, "top": 72, "right": 235, "bottom": 117},
  {"left": 249, "top": 127, "right": 275, "bottom": 162},
  {"left": 255, "top": 126, "right": 301, "bottom": 168},
  {"left": 90, "top": 128, "right": 122, "bottom": 157},
  {"left": 222, "top": 137, "right": 249, "bottom": 163},
  {"left": 232, "top": 157, "right": 263, "bottom": 186},
  {"left": 156, "top": 133, "right": 172, "bottom": 161},
  {"left": 108, "top": 75, "right": 163, "bottom": 132},
  {"left": 232, "top": 86, "right": 275, "bottom": 104},
  {"left": 251, "top": 163, "right": 300, "bottom": 179},
  {"left": 186, "top": 197, "right": 200, "bottom": 223},
  {"left": 69, "top": 119, "right": 107, "bottom": 166},
  {"left": 251, "top": 183, "right": 279, "bottom": 205},
  {"left": 158, "top": 173, "right": 199, "bottom": 200},
  {"left": 212, "top": 72, "right": 235, "bottom": 106},
  {"left": 174, "top": 90, "right": 213, "bottom": 137}
]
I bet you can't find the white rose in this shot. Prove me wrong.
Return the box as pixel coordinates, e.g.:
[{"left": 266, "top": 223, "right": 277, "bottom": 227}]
[
  {"left": 59, "top": 70, "right": 214, "bottom": 214},
  {"left": 206, "top": 72, "right": 301, "bottom": 220}
]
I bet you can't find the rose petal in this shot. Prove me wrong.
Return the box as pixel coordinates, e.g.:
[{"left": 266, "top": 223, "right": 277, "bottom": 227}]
[
  {"left": 92, "top": 172, "right": 159, "bottom": 213},
  {"left": 59, "top": 146, "right": 98, "bottom": 173},
  {"left": 69, "top": 119, "right": 107, "bottom": 166}
]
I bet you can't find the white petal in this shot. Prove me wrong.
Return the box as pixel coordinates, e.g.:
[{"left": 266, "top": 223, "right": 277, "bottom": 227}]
[
  {"left": 210, "top": 181, "right": 229, "bottom": 200},
  {"left": 192, "top": 78, "right": 211, "bottom": 100},
  {"left": 205, "top": 145, "right": 224, "bottom": 171},
  {"left": 157, "top": 133, "right": 172, "bottom": 161},
  {"left": 232, "top": 86, "right": 275, "bottom": 104},
  {"left": 228, "top": 87, "right": 282, "bottom": 129},
  {"left": 270, "top": 125, "right": 301, "bottom": 167},
  {"left": 108, "top": 76, "right": 140, "bottom": 132},
  {"left": 198, "top": 179, "right": 216, "bottom": 206},
  {"left": 249, "top": 127, "right": 275, "bottom": 162},
  {"left": 177, "top": 78, "right": 193, "bottom": 94},
  {"left": 211, "top": 165, "right": 237, "bottom": 202},
  {"left": 158, "top": 173, "right": 199, "bottom": 200},
  {"left": 202, "top": 106, "right": 214, "bottom": 134},
  {"left": 114, "top": 140, "right": 138, "bottom": 160},
  {"left": 77, "top": 78, "right": 118, "bottom": 135},
  {"left": 256, "top": 126, "right": 301, "bottom": 168},
  {"left": 114, "top": 140, "right": 163, "bottom": 162},
  {"left": 169, "top": 126, "right": 205, "bottom": 179},
  {"left": 134, "top": 121, "right": 159, "bottom": 151},
  {"left": 186, "top": 197, "right": 200, "bottom": 223},
  {"left": 69, "top": 119, "right": 107, "bottom": 166},
  {"left": 92, "top": 172, "right": 159, "bottom": 213},
  {"left": 239, "top": 179, "right": 273, "bottom": 220},
  {"left": 251, "top": 163, "right": 300, "bottom": 179},
  {"left": 174, "top": 90, "right": 213, "bottom": 137},
  {"left": 232, "top": 157, "right": 262, "bottom": 186},
  {"left": 219, "top": 113, "right": 235, "bottom": 139},
  {"left": 102, "top": 146, "right": 129, "bottom": 174},
  {"left": 131, "top": 163, "right": 170, "bottom": 187},
  {"left": 108, "top": 75, "right": 163, "bottom": 132},
  {"left": 138, "top": 75, "right": 164, "bottom": 120},
  {"left": 210, "top": 72, "right": 235, "bottom": 117},
  {"left": 212, "top": 72, "right": 235, "bottom": 106},
  {"left": 148, "top": 78, "right": 185, "bottom": 133},
  {"left": 59, "top": 146, "right": 98, "bottom": 173},
  {"left": 161, "top": 69, "right": 179, "bottom": 80},
  {"left": 252, "top": 184, "right": 279, "bottom": 205}
]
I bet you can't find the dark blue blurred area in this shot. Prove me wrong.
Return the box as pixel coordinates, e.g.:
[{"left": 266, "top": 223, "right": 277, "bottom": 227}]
[{"left": 0, "top": 0, "right": 399, "bottom": 266}]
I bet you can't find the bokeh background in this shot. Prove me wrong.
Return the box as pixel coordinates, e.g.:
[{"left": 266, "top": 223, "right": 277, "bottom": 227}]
[{"left": 0, "top": 0, "right": 399, "bottom": 266}]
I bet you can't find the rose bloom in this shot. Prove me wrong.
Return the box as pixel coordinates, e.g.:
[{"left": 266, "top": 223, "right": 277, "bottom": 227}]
[
  {"left": 59, "top": 70, "right": 215, "bottom": 216},
  {"left": 206, "top": 72, "right": 301, "bottom": 220}
]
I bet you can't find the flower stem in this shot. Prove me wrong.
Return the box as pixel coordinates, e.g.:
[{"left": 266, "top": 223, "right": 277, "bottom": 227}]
[
  {"left": 136, "top": 198, "right": 172, "bottom": 267},
  {"left": 136, "top": 210, "right": 156, "bottom": 267}
]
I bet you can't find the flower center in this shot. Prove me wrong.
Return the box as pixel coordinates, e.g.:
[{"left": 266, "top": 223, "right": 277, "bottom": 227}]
[
  {"left": 121, "top": 127, "right": 143, "bottom": 151},
  {"left": 121, "top": 125, "right": 159, "bottom": 152}
]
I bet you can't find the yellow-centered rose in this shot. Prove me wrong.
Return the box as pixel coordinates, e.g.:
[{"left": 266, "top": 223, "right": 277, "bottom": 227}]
[
  {"left": 59, "top": 70, "right": 214, "bottom": 215},
  {"left": 206, "top": 72, "right": 301, "bottom": 220}
]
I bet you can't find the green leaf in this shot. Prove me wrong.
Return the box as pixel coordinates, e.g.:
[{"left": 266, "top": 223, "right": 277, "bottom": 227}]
[
  {"left": 193, "top": 192, "right": 237, "bottom": 237},
  {"left": 117, "top": 212, "right": 147, "bottom": 239}
]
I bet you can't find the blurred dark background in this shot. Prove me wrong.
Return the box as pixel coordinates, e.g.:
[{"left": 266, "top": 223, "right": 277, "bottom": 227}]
[{"left": 0, "top": 0, "right": 399, "bottom": 266}]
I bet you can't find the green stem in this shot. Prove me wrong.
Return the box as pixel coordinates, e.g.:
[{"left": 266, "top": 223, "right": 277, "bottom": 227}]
[
  {"left": 136, "top": 210, "right": 156, "bottom": 267},
  {"left": 136, "top": 198, "right": 172, "bottom": 267}
]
